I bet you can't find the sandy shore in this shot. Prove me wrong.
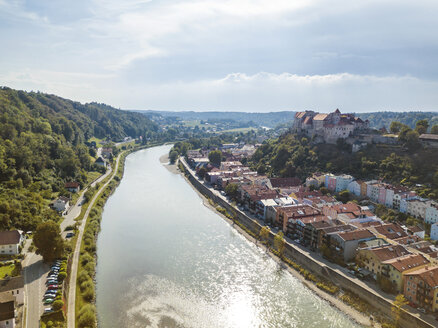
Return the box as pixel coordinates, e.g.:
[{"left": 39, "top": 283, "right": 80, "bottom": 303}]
[
  {"left": 159, "top": 153, "right": 179, "bottom": 174},
  {"left": 174, "top": 162, "right": 376, "bottom": 327}
]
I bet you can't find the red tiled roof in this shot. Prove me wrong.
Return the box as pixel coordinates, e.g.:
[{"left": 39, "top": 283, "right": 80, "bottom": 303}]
[
  {"left": 369, "top": 245, "right": 411, "bottom": 261},
  {"left": 0, "top": 231, "right": 21, "bottom": 246},
  {"left": 337, "top": 229, "right": 375, "bottom": 241},
  {"left": 65, "top": 182, "right": 80, "bottom": 188},
  {"left": 383, "top": 254, "right": 429, "bottom": 273},
  {"left": 270, "top": 177, "right": 301, "bottom": 188},
  {"left": 313, "top": 113, "right": 328, "bottom": 121},
  {"left": 404, "top": 266, "right": 438, "bottom": 287}
]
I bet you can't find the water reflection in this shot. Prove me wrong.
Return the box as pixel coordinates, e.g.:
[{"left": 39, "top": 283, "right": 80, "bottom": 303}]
[{"left": 96, "top": 146, "right": 362, "bottom": 328}]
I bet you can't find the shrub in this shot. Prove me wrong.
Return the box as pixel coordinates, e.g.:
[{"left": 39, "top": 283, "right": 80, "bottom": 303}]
[
  {"left": 81, "top": 253, "right": 94, "bottom": 266},
  {"left": 78, "top": 271, "right": 90, "bottom": 284},
  {"left": 52, "top": 300, "right": 64, "bottom": 311},
  {"left": 82, "top": 286, "right": 95, "bottom": 302},
  {"left": 78, "top": 304, "right": 96, "bottom": 328},
  {"left": 57, "top": 271, "right": 67, "bottom": 282},
  {"left": 80, "top": 279, "right": 93, "bottom": 292}
]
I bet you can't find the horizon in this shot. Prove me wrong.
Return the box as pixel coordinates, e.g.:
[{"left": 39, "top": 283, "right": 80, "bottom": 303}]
[{"left": 1, "top": 1, "right": 438, "bottom": 112}]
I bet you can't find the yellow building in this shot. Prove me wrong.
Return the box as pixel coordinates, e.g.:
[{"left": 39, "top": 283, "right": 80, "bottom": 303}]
[
  {"left": 356, "top": 244, "right": 410, "bottom": 278},
  {"left": 381, "top": 254, "right": 429, "bottom": 292}
]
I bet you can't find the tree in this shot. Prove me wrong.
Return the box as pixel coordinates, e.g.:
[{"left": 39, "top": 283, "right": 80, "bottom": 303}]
[
  {"left": 320, "top": 187, "right": 329, "bottom": 195},
  {"left": 208, "top": 150, "right": 222, "bottom": 166},
  {"left": 169, "top": 150, "right": 178, "bottom": 164},
  {"left": 198, "top": 167, "right": 207, "bottom": 179},
  {"left": 274, "top": 231, "right": 285, "bottom": 257},
  {"left": 431, "top": 124, "right": 438, "bottom": 135},
  {"left": 52, "top": 300, "right": 64, "bottom": 311},
  {"left": 33, "top": 221, "right": 64, "bottom": 262},
  {"left": 415, "top": 119, "right": 429, "bottom": 135},
  {"left": 405, "top": 130, "right": 420, "bottom": 150},
  {"left": 391, "top": 294, "right": 408, "bottom": 327},
  {"left": 390, "top": 121, "right": 408, "bottom": 134},
  {"left": 337, "top": 190, "right": 351, "bottom": 203},
  {"left": 225, "top": 183, "right": 239, "bottom": 200},
  {"left": 259, "top": 226, "right": 270, "bottom": 245}
]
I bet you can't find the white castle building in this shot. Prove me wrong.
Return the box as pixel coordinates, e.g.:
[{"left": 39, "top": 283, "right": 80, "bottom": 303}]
[{"left": 292, "top": 109, "right": 369, "bottom": 143}]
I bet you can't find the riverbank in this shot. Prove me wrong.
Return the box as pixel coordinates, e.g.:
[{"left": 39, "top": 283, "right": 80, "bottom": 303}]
[{"left": 170, "top": 160, "right": 374, "bottom": 328}]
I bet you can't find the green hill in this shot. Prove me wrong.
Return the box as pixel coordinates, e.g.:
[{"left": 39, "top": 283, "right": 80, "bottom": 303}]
[{"left": 0, "top": 87, "right": 157, "bottom": 231}]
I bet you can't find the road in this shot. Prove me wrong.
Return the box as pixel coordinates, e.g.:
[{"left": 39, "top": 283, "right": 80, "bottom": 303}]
[
  {"left": 66, "top": 152, "right": 122, "bottom": 328},
  {"left": 23, "top": 150, "right": 110, "bottom": 328},
  {"left": 22, "top": 239, "right": 50, "bottom": 328},
  {"left": 60, "top": 161, "right": 112, "bottom": 238}
]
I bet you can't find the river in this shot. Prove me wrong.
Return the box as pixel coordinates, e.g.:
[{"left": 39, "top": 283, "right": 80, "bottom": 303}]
[{"left": 95, "top": 145, "right": 362, "bottom": 328}]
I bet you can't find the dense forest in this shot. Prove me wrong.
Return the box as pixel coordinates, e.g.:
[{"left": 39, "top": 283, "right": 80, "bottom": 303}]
[{"left": 0, "top": 87, "right": 157, "bottom": 231}]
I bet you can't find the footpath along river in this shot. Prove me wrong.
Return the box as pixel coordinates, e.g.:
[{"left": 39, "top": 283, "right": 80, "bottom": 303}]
[{"left": 95, "top": 145, "right": 363, "bottom": 328}]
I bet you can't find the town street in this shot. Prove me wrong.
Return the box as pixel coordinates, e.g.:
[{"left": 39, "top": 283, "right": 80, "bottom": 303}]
[{"left": 22, "top": 239, "right": 49, "bottom": 328}]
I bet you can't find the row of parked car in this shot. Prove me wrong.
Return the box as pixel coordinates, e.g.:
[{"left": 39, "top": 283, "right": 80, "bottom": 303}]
[{"left": 43, "top": 260, "right": 63, "bottom": 313}]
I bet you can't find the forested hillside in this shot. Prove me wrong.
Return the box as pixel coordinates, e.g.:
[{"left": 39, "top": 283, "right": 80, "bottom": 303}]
[
  {"left": 0, "top": 87, "right": 157, "bottom": 231},
  {"left": 249, "top": 133, "right": 438, "bottom": 200},
  {"left": 354, "top": 112, "right": 438, "bottom": 130}
]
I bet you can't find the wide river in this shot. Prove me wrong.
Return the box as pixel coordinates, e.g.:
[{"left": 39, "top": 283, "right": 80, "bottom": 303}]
[{"left": 96, "top": 145, "right": 362, "bottom": 328}]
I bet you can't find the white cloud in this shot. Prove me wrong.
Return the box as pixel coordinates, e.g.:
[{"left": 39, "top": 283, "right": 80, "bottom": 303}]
[
  {"left": 113, "top": 72, "right": 438, "bottom": 111},
  {"left": 1, "top": 0, "right": 438, "bottom": 111}
]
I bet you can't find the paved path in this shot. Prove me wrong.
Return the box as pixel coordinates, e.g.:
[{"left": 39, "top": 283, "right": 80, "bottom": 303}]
[
  {"left": 66, "top": 152, "right": 122, "bottom": 328},
  {"left": 22, "top": 239, "right": 49, "bottom": 328}
]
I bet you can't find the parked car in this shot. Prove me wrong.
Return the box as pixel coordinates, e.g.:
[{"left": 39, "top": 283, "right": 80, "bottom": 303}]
[
  {"left": 44, "top": 307, "right": 53, "bottom": 314},
  {"left": 66, "top": 232, "right": 74, "bottom": 238},
  {"left": 44, "top": 298, "right": 55, "bottom": 304},
  {"left": 46, "top": 280, "right": 57, "bottom": 286},
  {"left": 418, "top": 308, "right": 426, "bottom": 314}
]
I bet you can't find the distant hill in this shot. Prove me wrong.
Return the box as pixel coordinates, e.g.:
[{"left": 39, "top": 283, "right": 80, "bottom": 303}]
[
  {"left": 136, "top": 109, "right": 438, "bottom": 131},
  {"left": 134, "top": 110, "right": 296, "bottom": 128},
  {"left": 355, "top": 112, "right": 438, "bottom": 130}
]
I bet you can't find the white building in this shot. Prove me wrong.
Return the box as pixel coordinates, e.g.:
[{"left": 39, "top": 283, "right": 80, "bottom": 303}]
[
  {"left": 0, "top": 294, "right": 15, "bottom": 328},
  {"left": 0, "top": 276, "right": 24, "bottom": 305},
  {"left": 0, "top": 231, "right": 23, "bottom": 255},
  {"left": 431, "top": 223, "right": 438, "bottom": 241},
  {"left": 335, "top": 174, "right": 354, "bottom": 193},
  {"left": 406, "top": 199, "right": 430, "bottom": 220},
  {"left": 425, "top": 202, "right": 438, "bottom": 224},
  {"left": 347, "top": 180, "right": 362, "bottom": 197},
  {"left": 52, "top": 196, "right": 70, "bottom": 213}
]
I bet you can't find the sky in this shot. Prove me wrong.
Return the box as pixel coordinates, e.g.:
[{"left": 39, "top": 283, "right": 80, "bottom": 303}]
[{"left": 1, "top": 0, "right": 438, "bottom": 112}]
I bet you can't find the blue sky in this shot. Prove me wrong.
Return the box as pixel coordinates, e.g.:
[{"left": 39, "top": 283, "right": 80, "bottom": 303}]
[{"left": 1, "top": 0, "right": 438, "bottom": 112}]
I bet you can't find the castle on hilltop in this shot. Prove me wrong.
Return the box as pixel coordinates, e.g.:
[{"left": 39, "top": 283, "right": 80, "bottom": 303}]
[{"left": 293, "top": 109, "right": 370, "bottom": 144}]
